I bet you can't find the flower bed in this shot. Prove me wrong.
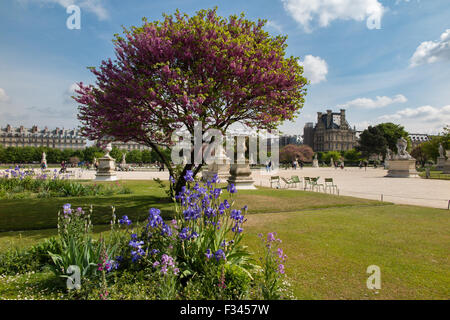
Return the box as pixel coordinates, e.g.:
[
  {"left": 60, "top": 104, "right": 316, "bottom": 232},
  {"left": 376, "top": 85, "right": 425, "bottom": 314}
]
[
  {"left": 0, "top": 167, "right": 131, "bottom": 199},
  {"left": 0, "top": 171, "right": 293, "bottom": 300}
]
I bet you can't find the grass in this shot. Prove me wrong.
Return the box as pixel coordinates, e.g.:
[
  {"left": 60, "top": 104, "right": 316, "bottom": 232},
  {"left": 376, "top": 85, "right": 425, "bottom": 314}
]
[
  {"left": 242, "top": 205, "right": 450, "bottom": 299},
  {"left": 0, "top": 179, "right": 449, "bottom": 299},
  {"left": 418, "top": 171, "right": 450, "bottom": 180},
  {"left": 0, "top": 180, "right": 385, "bottom": 232}
]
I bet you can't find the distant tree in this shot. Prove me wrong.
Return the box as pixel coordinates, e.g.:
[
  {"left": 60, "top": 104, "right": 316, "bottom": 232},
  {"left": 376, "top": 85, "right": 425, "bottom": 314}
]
[
  {"left": 357, "top": 126, "right": 388, "bottom": 158},
  {"left": 411, "top": 145, "right": 428, "bottom": 167},
  {"left": 110, "top": 147, "right": 124, "bottom": 162},
  {"left": 322, "top": 151, "right": 342, "bottom": 164},
  {"left": 126, "top": 150, "right": 142, "bottom": 164},
  {"left": 279, "top": 144, "right": 313, "bottom": 163},
  {"left": 83, "top": 146, "right": 104, "bottom": 162},
  {"left": 343, "top": 149, "right": 362, "bottom": 162},
  {"left": 420, "top": 128, "right": 450, "bottom": 162},
  {"left": 376, "top": 123, "right": 410, "bottom": 153},
  {"left": 141, "top": 149, "right": 152, "bottom": 163},
  {"left": 357, "top": 123, "right": 409, "bottom": 159}
]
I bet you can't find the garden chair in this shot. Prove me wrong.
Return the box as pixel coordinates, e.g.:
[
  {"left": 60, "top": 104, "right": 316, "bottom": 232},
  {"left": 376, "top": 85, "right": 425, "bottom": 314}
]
[
  {"left": 303, "top": 177, "right": 312, "bottom": 190},
  {"left": 324, "top": 178, "right": 338, "bottom": 194},
  {"left": 281, "top": 177, "right": 296, "bottom": 188},
  {"left": 310, "top": 177, "right": 324, "bottom": 192},
  {"left": 291, "top": 175, "right": 303, "bottom": 188},
  {"left": 270, "top": 176, "right": 281, "bottom": 189}
]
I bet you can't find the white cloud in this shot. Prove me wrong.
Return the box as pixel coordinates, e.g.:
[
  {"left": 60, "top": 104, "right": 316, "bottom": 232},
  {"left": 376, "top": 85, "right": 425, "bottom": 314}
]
[
  {"left": 378, "top": 105, "right": 450, "bottom": 133},
  {"left": 300, "top": 55, "right": 328, "bottom": 84},
  {"left": 265, "top": 20, "right": 283, "bottom": 33},
  {"left": 410, "top": 29, "right": 450, "bottom": 67},
  {"left": 281, "top": 0, "right": 385, "bottom": 32},
  {"left": 67, "top": 82, "right": 80, "bottom": 94},
  {"left": 338, "top": 94, "right": 407, "bottom": 109},
  {"left": 0, "top": 88, "right": 10, "bottom": 102},
  {"left": 17, "top": 0, "right": 108, "bottom": 20}
]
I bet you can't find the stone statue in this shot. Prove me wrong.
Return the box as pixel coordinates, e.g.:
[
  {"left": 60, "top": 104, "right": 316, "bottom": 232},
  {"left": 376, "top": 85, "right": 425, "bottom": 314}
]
[
  {"left": 121, "top": 153, "right": 126, "bottom": 165},
  {"left": 386, "top": 148, "right": 392, "bottom": 161},
  {"left": 393, "top": 137, "right": 413, "bottom": 160},
  {"left": 314, "top": 153, "right": 318, "bottom": 160},
  {"left": 439, "top": 143, "right": 444, "bottom": 158}
]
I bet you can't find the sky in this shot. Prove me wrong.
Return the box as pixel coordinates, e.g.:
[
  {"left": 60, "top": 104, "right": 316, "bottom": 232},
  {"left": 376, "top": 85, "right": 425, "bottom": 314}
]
[{"left": 0, "top": 0, "right": 449, "bottom": 137}]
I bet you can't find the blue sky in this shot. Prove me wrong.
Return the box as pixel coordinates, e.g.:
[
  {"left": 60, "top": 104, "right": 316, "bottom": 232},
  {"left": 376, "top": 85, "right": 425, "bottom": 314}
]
[{"left": 0, "top": 0, "right": 449, "bottom": 137}]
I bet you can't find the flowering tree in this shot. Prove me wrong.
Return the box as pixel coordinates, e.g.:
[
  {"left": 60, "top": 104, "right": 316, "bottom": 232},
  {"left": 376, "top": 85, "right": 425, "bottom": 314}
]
[
  {"left": 279, "top": 144, "right": 313, "bottom": 163},
  {"left": 75, "top": 8, "right": 307, "bottom": 192}
]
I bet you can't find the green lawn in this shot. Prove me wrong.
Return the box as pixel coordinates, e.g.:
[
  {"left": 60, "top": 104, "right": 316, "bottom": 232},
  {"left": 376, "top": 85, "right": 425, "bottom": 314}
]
[
  {"left": 0, "top": 180, "right": 385, "bottom": 232},
  {"left": 0, "top": 179, "right": 449, "bottom": 299}
]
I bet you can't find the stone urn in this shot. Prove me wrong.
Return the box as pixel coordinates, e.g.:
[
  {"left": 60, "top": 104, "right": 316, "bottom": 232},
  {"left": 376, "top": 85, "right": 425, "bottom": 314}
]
[{"left": 95, "top": 143, "right": 117, "bottom": 181}]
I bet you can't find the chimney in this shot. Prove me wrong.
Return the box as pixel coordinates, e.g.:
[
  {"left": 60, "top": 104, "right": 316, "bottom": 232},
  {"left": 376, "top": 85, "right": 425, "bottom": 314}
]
[
  {"left": 340, "top": 109, "right": 346, "bottom": 127},
  {"left": 326, "top": 110, "right": 332, "bottom": 128},
  {"left": 317, "top": 112, "right": 322, "bottom": 123}
]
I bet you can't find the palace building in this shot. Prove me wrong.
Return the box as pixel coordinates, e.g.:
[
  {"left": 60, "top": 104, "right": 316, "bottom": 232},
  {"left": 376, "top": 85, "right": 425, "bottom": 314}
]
[
  {"left": 303, "top": 109, "right": 357, "bottom": 152},
  {"left": 0, "top": 124, "right": 86, "bottom": 150}
]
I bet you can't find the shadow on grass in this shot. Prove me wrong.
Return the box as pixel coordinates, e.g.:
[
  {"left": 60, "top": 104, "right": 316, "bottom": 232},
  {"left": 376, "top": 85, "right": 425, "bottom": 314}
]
[{"left": 0, "top": 195, "right": 175, "bottom": 232}]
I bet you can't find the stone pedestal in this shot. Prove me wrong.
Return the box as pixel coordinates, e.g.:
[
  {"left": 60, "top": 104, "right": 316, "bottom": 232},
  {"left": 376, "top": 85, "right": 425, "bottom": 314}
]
[
  {"left": 436, "top": 157, "right": 446, "bottom": 171},
  {"left": 95, "top": 156, "right": 117, "bottom": 181},
  {"left": 227, "top": 163, "right": 256, "bottom": 190},
  {"left": 386, "top": 159, "right": 418, "bottom": 178},
  {"left": 443, "top": 159, "right": 450, "bottom": 174},
  {"left": 202, "top": 162, "right": 230, "bottom": 182}
]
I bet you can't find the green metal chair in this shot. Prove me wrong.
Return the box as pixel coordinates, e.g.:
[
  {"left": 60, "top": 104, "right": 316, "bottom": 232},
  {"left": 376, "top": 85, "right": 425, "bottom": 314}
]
[
  {"left": 291, "top": 175, "right": 303, "bottom": 188},
  {"left": 270, "top": 176, "right": 281, "bottom": 189},
  {"left": 324, "top": 178, "right": 338, "bottom": 194},
  {"left": 303, "top": 177, "right": 312, "bottom": 190},
  {"left": 281, "top": 177, "right": 296, "bottom": 188},
  {"left": 310, "top": 177, "right": 324, "bottom": 192}
]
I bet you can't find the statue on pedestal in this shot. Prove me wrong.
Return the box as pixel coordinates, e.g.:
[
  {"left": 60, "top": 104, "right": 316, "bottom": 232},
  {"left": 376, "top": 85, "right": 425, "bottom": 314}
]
[
  {"left": 312, "top": 153, "right": 319, "bottom": 168},
  {"left": 386, "top": 137, "right": 418, "bottom": 178},
  {"left": 95, "top": 143, "right": 117, "bottom": 181}
]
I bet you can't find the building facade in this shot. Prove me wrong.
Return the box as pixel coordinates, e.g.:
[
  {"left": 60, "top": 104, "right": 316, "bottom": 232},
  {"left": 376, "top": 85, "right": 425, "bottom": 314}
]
[
  {"left": 303, "top": 109, "right": 357, "bottom": 152},
  {"left": 408, "top": 133, "right": 430, "bottom": 149},
  {"left": 279, "top": 134, "right": 302, "bottom": 148},
  {"left": 110, "top": 140, "right": 152, "bottom": 151},
  {"left": 0, "top": 124, "right": 86, "bottom": 150}
]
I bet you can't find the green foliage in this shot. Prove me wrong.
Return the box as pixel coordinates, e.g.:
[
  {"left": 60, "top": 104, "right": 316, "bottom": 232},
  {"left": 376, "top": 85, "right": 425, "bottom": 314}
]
[
  {"left": 420, "top": 128, "right": 450, "bottom": 162},
  {"left": 0, "top": 171, "right": 132, "bottom": 199},
  {"left": 126, "top": 150, "right": 142, "bottom": 164},
  {"left": 322, "top": 151, "right": 342, "bottom": 164},
  {"left": 0, "top": 237, "right": 61, "bottom": 275},
  {"left": 343, "top": 149, "right": 363, "bottom": 162},
  {"left": 358, "top": 123, "right": 409, "bottom": 158}
]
